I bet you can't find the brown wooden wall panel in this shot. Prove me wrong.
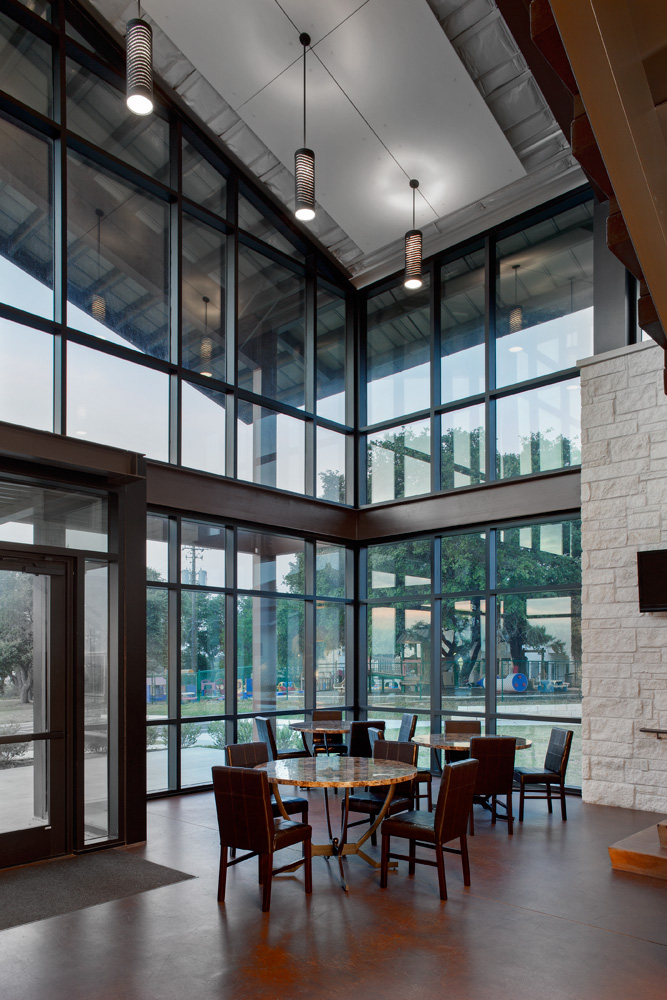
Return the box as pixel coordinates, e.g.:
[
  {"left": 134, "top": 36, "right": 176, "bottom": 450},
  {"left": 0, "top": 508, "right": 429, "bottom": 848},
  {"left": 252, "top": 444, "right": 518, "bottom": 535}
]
[{"left": 0, "top": 421, "right": 145, "bottom": 484}]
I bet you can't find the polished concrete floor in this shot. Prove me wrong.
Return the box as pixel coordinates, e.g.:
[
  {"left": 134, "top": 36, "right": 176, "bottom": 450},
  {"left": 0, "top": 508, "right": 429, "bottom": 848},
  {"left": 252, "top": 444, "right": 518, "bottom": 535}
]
[{"left": 2, "top": 786, "right": 666, "bottom": 1000}]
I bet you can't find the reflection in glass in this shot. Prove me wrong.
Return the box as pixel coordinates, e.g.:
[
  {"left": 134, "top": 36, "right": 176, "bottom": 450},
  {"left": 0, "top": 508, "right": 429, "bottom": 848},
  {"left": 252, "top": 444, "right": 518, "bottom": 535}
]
[
  {"left": 317, "top": 287, "right": 346, "bottom": 423},
  {"left": 237, "top": 246, "right": 305, "bottom": 408},
  {"left": 442, "top": 532, "right": 486, "bottom": 593},
  {"left": 146, "top": 724, "right": 169, "bottom": 793},
  {"left": 367, "top": 603, "right": 431, "bottom": 710},
  {"left": 237, "top": 401, "right": 305, "bottom": 495},
  {"left": 367, "top": 539, "right": 431, "bottom": 598},
  {"left": 181, "top": 382, "right": 225, "bottom": 476},
  {"left": 0, "top": 118, "right": 53, "bottom": 319},
  {"left": 66, "top": 59, "right": 169, "bottom": 181},
  {"left": 367, "top": 418, "right": 430, "bottom": 503},
  {"left": 441, "top": 598, "right": 486, "bottom": 704},
  {"left": 237, "top": 530, "right": 304, "bottom": 594},
  {"left": 237, "top": 596, "right": 305, "bottom": 712},
  {"left": 182, "top": 139, "right": 227, "bottom": 216},
  {"left": 316, "top": 542, "right": 346, "bottom": 598},
  {"left": 366, "top": 279, "right": 430, "bottom": 424},
  {"left": 67, "top": 343, "right": 169, "bottom": 459},
  {"left": 496, "top": 201, "right": 594, "bottom": 387},
  {"left": 0, "top": 320, "right": 53, "bottom": 431},
  {"left": 316, "top": 602, "right": 346, "bottom": 706},
  {"left": 317, "top": 426, "right": 346, "bottom": 504},
  {"left": 497, "top": 519, "right": 581, "bottom": 589},
  {"left": 0, "top": 11, "right": 52, "bottom": 116},
  {"left": 238, "top": 195, "right": 301, "bottom": 259},
  {"left": 180, "top": 591, "right": 225, "bottom": 715},
  {"left": 181, "top": 520, "right": 225, "bottom": 588},
  {"left": 147, "top": 514, "right": 169, "bottom": 582},
  {"left": 441, "top": 249, "right": 485, "bottom": 404},
  {"left": 441, "top": 403, "right": 485, "bottom": 490},
  {"left": 182, "top": 216, "right": 225, "bottom": 379},
  {"left": 66, "top": 151, "right": 169, "bottom": 359},
  {"left": 0, "top": 481, "right": 107, "bottom": 551},
  {"left": 181, "top": 722, "right": 226, "bottom": 787},
  {"left": 0, "top": 748, "right": 50, "bottom": 833},
  {"left": 496, "top": 378, "right": 581, "bottom": 478},
  {"left": 146, "top": 588, "right": 168, "bottom": 719},
  {"left": 0, "top": 570, "right": 48, "bottom": 733},
  {"left": 84, "top": 561, "right": 115, "bottom": 842}
]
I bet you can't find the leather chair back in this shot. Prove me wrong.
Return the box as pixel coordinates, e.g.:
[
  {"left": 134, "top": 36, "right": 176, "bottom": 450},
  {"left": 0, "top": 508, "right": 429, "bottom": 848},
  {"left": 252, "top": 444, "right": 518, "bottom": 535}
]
[
  {"left": 312, "top": 709, "right": 345, "bottom": 748},
  {"left": 254, "top": 716, "right": 279, "bottom": 761},
  {"left": 397, "top": 713, "right": 418, "bottom": 742},
  {"left": 349, "top": 720, "right": 386, "bottom": 757},
  {"left": 372, "top": 739, "right": 417, "bottom": 801},
  {"left": 469, "top": 736, "right": 516, "bottom": 795},
  {"left": 434, "top": 759, "right": 479, "bottom": 844},
  {"left": 225, "top": 741, "right": 269, "bottom": 768},
  {"left": 544, "top": 728, "right": 573, "bottom": 776},
  {"left": 446, "top": 719, "right": 481, "bottom": 736},
  {"left": 212, "top": 765, "right": 274, "bottom": 854}
]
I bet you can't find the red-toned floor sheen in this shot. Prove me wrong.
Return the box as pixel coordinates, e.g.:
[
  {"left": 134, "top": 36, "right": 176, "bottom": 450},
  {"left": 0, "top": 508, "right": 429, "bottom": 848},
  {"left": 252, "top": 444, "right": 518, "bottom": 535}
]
[{"left": 2, "top": 785, "right": 666, "bottom": 1000}]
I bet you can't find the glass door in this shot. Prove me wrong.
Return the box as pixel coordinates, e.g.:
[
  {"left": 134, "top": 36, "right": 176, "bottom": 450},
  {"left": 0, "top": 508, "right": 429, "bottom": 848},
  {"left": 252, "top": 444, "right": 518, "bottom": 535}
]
[{"left": 0, "top": 559, "right": 68, "bottom": 868}]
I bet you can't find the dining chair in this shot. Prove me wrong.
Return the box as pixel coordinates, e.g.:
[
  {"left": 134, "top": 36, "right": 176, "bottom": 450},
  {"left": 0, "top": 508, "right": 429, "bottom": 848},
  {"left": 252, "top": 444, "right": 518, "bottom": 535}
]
[
  {"left": 212, "top": 765, "right": 312, "bottom": 912},
  {"left": 397, "top": 713, "right": 418, "bottom": 742},
  {"left": 380, "top": 758, "right": 478, "bottom": 900},
  {"left": 225, "top": 742, "right": 308, "bottom": 825},
  {"left": 255, "top": 716, "right": 311, "bottom": 762},
  {"left": 514, "top": 728, "right": 573, "bottom": 821},
  {"left": 368, "top": 726, "right": 384, "bottom": 753},
  {"left": 468, "top": 736, "right": 517, "bottom": 835},
  {"left": 345, "top": 739, "right": 418, "bottom": 845},
  {"left": 348, "top": 720, "right": 386, "bottom": 757},
  {"left": 311, "top": 709, "right": 348, "bottom": 757},
  {"left": 444, "top": 719, "right": 482, "bottom": 763}
]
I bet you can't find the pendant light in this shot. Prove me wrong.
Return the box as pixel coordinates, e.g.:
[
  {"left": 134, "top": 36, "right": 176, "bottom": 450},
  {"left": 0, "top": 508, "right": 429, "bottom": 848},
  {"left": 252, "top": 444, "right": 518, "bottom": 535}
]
[
  {"left": 200, "top": 296, "right": 213, "bottom": 377},
  {"left": 294, "top": 33, "right": 315, "bottom": 222},
  {"left": 126, "top": 2, "right": 154, "bottom": 116},
  {"left": 509, "top": 264, "right": 523, "bottom": 334},
  {"left": 404, "top": 179, "right": 423, "bottom": 290},
  {"left": 91, "top": 208, "right": 106, "bottom": 322}
]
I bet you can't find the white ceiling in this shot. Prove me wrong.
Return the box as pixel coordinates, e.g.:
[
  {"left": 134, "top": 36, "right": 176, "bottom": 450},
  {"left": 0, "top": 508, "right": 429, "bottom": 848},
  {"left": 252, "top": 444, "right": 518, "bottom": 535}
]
[{"left": 146, "top": 0, "right": 525, "bottom": 254}]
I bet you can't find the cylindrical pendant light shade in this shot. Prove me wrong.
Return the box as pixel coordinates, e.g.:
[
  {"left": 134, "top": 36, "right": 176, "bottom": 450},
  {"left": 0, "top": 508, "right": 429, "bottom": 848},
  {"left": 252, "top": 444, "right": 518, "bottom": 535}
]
[
  {"left": 294, "top": 148, "right": 315, "bottom": 221},
  {"left": 126, "top": 18, "right": 153, "bottom": 116},
  {"left": 404, "top": 229, "right": 423, "bottom": 289},
  {"left": 509, "top": 305, "right": 523, "bottom": 333}
]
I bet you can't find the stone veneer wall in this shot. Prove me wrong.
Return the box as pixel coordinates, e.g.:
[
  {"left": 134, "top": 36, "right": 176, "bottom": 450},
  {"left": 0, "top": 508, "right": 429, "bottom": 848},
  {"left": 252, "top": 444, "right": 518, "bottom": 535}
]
[{"left": 580, "top": 339, "right": 667, "bottom": 812}]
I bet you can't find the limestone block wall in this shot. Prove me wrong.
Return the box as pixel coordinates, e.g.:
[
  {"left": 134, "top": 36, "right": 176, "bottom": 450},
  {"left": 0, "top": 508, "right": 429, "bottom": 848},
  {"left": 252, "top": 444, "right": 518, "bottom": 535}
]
[{"left": 580, "top": 340, "right": 667, "bottom": 812}]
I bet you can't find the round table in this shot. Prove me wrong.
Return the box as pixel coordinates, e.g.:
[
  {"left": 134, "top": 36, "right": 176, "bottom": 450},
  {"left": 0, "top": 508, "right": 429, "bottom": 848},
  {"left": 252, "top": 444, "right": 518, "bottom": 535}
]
[
  {"left": 256, "top": 756, "right": 416, "bottom": 891},
  {"left": 289, "top": 720, "right": 350, "bottom": 755},
  {"left": 413, "top": 734, "right": 532, "bottom": 751}
]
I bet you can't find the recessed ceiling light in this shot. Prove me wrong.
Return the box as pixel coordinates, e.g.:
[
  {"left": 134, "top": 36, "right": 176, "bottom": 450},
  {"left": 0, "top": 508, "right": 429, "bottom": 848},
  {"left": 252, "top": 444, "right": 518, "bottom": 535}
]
[{"left": 509, "top": 345, "right": 523, "bottom": 353}]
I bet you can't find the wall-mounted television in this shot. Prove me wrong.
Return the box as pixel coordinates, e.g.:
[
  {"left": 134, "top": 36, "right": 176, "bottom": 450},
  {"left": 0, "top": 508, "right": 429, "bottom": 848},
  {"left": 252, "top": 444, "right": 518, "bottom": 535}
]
[{"left": 637, "top": 550, "right": 667, "bottom": 611}]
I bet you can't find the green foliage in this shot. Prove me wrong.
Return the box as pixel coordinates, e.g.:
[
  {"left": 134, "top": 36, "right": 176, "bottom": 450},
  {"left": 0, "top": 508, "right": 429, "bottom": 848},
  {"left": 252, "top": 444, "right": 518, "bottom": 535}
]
[
  {"left": 0, "top": 723, "right": 27, "bottom": 767},
  {"left": 367, "top": 423, "right": 430, "bottom": 502},
  {"left": 180, "top": 723, "right": 205, "bottom": 748},
  {"left": 0, "top": 571, "right": 34, "bottom": 703},
  {"left": 207, "top": 720, "right": 227, "bottom": 749}
]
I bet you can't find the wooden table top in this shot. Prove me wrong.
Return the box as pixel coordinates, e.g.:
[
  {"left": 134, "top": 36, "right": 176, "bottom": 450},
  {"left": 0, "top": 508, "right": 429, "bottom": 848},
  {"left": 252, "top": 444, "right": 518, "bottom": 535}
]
[
  {"left": 289, "top": 721, "right": 350, "bottom": 735},
  {"left": 256, "top": 756, "right": 416, "bottom": 788},
  {"left": 413, "top": 733, "right": 532, "bottom": 751}
]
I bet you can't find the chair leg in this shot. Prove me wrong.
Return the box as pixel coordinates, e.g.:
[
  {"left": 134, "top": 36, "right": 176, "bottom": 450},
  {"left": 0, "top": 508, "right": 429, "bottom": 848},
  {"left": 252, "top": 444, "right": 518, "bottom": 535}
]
[
  {"left": 370, "top": 814, "right": 377, "bottom": 847},
  {"left": 304, "top": 837, "right": 312, "bottom": 894},
  {"left": 469, "top": 803, "right": 475, "bottom": 836},
  {"left": 427, "top": 780, "right": 433, "bottom": 812},
  {"left": 547, "top": 783, "right": 553, "bottom": 813},
  {"left": 436, "top": 845, "right": 448, "bottom": 901},
  {"left": 560, "top": 779, "right": 567, "bottom": 821},
  {"left": 491, "top": 794, "right": 497, "bottom": 825},
  {"left": 409, "top": 839, "right": 416, "bottom": 876},
  {"left": 380, "top": 833, "right": 390, "bottom": 888},
  {"left": 217, "top": 845, "right": 228, "bottom": 904},
  {"left": 258, "top": 855, "right": 264, "bottom": 884},
  {"left": 519, "top": 780, "right": 525, "bottom": 822},
  {"left": 460, "top": 834, "right": 471, "bottom": 886},
  {"left": 261, "top": 854, "right": 272, "bottom": 912},
  {"left": 507, "top": 788, "right": 513, "bottom": 835}
]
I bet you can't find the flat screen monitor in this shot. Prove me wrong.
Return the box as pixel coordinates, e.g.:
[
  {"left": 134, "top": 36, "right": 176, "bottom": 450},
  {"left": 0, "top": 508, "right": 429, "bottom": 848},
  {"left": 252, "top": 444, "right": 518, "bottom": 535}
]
[{"left": 637, "top": 550, "right": 667, "bottom": 611}]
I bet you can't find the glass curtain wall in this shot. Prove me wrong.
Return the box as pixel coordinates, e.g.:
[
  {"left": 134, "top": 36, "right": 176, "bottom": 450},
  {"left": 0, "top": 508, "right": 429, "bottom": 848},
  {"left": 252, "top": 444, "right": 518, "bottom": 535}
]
[
  {"left": 146, "top": 513, "right": 352, "bottom": 793},
  {"left": 361, "top": 516, "right": 582, "bottom": 786},
  {"left": 0, "top": 1, "right": 351, "bottom": 505}
]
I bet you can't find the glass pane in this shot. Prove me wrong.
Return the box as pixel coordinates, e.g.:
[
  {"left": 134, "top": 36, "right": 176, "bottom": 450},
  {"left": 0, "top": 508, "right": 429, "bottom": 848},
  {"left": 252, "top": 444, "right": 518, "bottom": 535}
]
[
  {"left": 317, "top": 426, "right": 347, "bottom": 504},
  {"left": 367, "top": 602, "right": 431, "bottom": 711},
  {"left": 497, "top": 720, "right": 582, "bottom": 788},
  {"left": 146, "top": 724, "right": 169, "bottom": 793},
  {"left": 237, "top": 596, "right": 305, "bottom": 712},
  {"left": 0, "top": 319, "right": 53, "bottom": 431},
  {"left": 442, "top": 532, "right": 486, "bottom": 593},
  {"left": 66, "top": 151, "right": 169, "bottom": 360},
  {"left": 497, "top": 520, "right": 581, "bottom": 590},
  {"left": 181, "top": 520, "right": 225, "bottom": 588},
  {"left": 317, "top": 287, "right": 346, "bottom": 423},
  {"left": 367, "top": 418, "right": 430, "bottom": 503},
  {"left": 367, "top": 539, "right": 432, "bottom": 598},
  {"left": 84, "top": 561, "right": 115, "bottom": 842},
  {"left": 181, "top": 382, "right": 225, "bottom": 476},
  {"left": 180, "top": 591, "right": 225, "bottom": 717},
  {"left": 496, "top": 201, "right": 594, "bottom": 387},
  {"left": 67, "top": 343, "right": 169, "bottom": 460},
  {"left": 441, "top": 403, "right": 485, "bottom": 489},
  {"left": 0, "top": 743, "right": 49, "bottom": 833},
  {"left": 238, "top": 195, "right": 301, "bottom": 259},
  {"left": 66, "top": 59, "right": 170, "bottom": 182},
  {"left": 496, "top": 591, "right": 582, "bottom": 717},
  {"left": 182, "top": 139, "right": 227, "bottom": 216},
  {"left": 496, "top": 378, "right": 581, "bottom": 479},
  {"left": 182, "top": 215, "right": 225, "bottom": 379},
  {"left": 237, "top": 401, "right": 306, "bottom": 495},
  {"left": 441, "top": 249, "right": 485, "bottom": 403},
  {"left": 237, "top": 530, "right": 305, "bottom": 594},
  {"left": 0, "top": 570, "right": 48, "bottom": 733},
  {"left": 237, "top": 246, "right": 306, "bottom": 408},
  {"left": 0, "top": 12, "right": 52, "bottom": 117},
  {"left": 17, "top": 1, "right": 50, "bottom": 19},
  {"left": 0, "top": 482, "right": 107, "bottom": 551},
  {"left": 146, "top": 514, "right": 169, "bottom": 582},
  {"left": 316, "top": 542, "right": 346, "bottom": 598},
  {"left": 146, "top": 588, "right": 168, "bottom": 720},
  {"left": 0, "top": 117, "right": 53, "bottom": 319},
  {"left": 441, "top": 598, "right": 486, "bottom": 709},
  {"left": 181, "top": 721, "right": 226, "bottom": 787},
  {"left": 366, "top": 279, "right": 430, "bottom": 424},
  {"left": 316, "top": 602, "right": 346, "bottom": 707}
]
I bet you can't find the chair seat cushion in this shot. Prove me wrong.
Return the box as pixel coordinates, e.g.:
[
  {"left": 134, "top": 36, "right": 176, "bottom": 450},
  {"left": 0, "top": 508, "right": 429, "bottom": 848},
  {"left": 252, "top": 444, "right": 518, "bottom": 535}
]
[
  {"left": 381, "top": 810, "right": 436, "bottom": 841},
  {"left": 313, "top": 746, "right": 348, "bottom": 755},
  {"left": 416, "top": 769, "right": 432, "bottom": 782},
  {"left": 514, "top": 767, "right": 560, "bottom": 784},
  {"left": 273, "top": 795, "right": 308, "bottom": 817},
  {"left": 273, "top": 818, "right": 312, "bottom": 851},
  {"left": 348, "top": 792, "right": 412, "bottom": 816},
  {"left": 276, "top": 749, "right": 311, "bottom": 761}
]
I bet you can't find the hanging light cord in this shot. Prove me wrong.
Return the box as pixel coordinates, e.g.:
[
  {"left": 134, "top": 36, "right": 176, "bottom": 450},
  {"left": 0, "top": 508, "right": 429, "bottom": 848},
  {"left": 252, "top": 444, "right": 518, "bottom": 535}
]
[{"left": 302, "top": 35, "right": 308, "bottom": 148}]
